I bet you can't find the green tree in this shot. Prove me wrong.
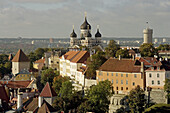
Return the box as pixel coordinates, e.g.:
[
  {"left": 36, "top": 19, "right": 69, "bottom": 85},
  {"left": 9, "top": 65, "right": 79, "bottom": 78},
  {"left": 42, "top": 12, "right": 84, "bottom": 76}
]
[
  {"left": 59, "top": 81, "right": 73, "bottom": 98},
  {"left": 41, "top": 68, "right": 59, "bottom": 86},
  {"left": 78, "top": 80, "right": 113, "bottom": 113},
  {"left": 139, "top": 43, "right": 157, "bottom": 57},
  {"left": 35, "top": 48, "right": 45, "bottom": 59},
  {"left": 4, "top": 62, "right": 12, "bottom": 74},
  {"left": 116, "top": 48, "right": 129, "bottom": 58},
  {"left": 86, "top": 51, "right": 107, "bottom": 78},
  {"left": 164, "top": 79, "right": 170, "bottom": 104},
  {"left": 127, "top": 85, "right": 146, "bottom": 113},
  {"left": 52, "top": 76, "right": 70, "bottom": 95},
  {"left": 157, "top": 44, "right": 170, "bottom": 51},
  {"left": 105, "top": 40, "right": 120, "bottom": 58}
]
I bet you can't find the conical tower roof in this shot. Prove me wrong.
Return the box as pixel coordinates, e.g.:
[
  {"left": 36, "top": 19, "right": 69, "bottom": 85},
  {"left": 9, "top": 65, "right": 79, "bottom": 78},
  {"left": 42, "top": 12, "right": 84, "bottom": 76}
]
[
  {"left": 12, "top": 49, "right": 30, "bottom": 62},
  {"left": 40, "top": 82, "right": 57, "bottom": 97}
]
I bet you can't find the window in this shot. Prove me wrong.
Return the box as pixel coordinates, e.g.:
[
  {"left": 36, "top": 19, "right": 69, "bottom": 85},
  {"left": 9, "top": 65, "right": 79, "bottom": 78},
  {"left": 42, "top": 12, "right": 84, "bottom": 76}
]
[
  {"left": 99, "top": 71, "right": 102, "bottom": 76},
  {"left": 121, "top": 74, "right": 123, "bottom": 77},
  {"left": 126, "top": 80, "right": 128, "bottom": 85},
  {"left": 126, "top": 87, "right": 128, "bottom": 90},
  {"left": 121, "top": 80, "right": 123, "bottom": 84},
  {"left": 126, "top": 74, "right": 128, "bottom": 77},
  {"left": 121, "top": 87, "right": 123, "bottom": 90},
  {"left": 20, "top": 75, "right": 22, "bottom": 77},
  {"left": 107, "top": 78, "right": 109, "bottom": 81},
  {"left": 134, "top": 74, "right": 137, "bottom": 78},
  {"left": 102, "top": 79, "right": 103, "bottom": 81},
  {"left": 133, "top": 82, "right": 135, "bottom": 86},
  {"left": 112, "top": 79, "right": 113, "bottom": 83},
  {"left": 157, "top": 80, "right": 160, "bottom": 85},
  {"left": 152, "top": 80, "right": 154, "bottom": 85},
  {"left": 116, "top": 73, "right": 118, "bottom": 77},
  {"left": 107, "top": 72, "right": 109, "bottom": 76},
  {"left": 149, "top": 73, "right": 152, "bottom": 78},
  {"left": 116, "top": 87, "right": 118, "bottom": 90},
  {"left": 157, "top": 73, "right": 159, "bottom": 78},
  {"left": 116, "top": 80, "right": 118, "bottom": 84},
  {"left": 98, "top": 79, "right": 100, "bottom": 81},
  {"left": 112, "top": 73, "right": 113, "bottom": 76}
]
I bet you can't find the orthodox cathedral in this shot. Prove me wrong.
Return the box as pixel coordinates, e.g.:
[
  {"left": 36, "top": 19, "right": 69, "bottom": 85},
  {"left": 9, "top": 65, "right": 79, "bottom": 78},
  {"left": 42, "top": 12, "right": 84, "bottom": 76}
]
[{"left": 70, "top": 15, "right": 102, "bottom": 48}]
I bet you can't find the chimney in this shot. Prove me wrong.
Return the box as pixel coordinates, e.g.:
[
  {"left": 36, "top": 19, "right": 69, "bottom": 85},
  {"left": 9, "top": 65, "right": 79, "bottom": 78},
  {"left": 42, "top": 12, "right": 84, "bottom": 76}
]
[
  {"left": 119, "top": 55, "right": 121, "bottom": 60},
  {"left": 132, "top": 55, "right": 135, "bottom": 61},
  {"left": 38, "top": 96, "right": 43, "bottom": 107},
  {"left": 140, "top": 62, "right": 144, "bottom": 72},
  {"left": 17, "top": 93, "right": 23, "bottom": 109}
]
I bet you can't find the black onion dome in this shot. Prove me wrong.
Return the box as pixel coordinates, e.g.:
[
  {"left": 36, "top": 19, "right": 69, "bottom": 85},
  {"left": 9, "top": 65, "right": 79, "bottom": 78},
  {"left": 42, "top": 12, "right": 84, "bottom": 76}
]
[
  {"left": 95, "top": 28, "right": 102, "bottom": 37},
  {"left": 85, "top": 30, "right": 92, "bottom": 37},
  {"left": 70, "top": 29, "right": 77, "bottom": 37},
  {"left": 80, "top": 17, "right": 91, "bottom": 29}
]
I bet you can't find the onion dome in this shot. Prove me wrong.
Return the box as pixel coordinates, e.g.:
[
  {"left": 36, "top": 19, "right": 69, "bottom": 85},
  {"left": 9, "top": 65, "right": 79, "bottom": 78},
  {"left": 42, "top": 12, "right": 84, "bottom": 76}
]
[
  {"left": 95, "top": 28, "right": 102, "bottom": 37},
  {"left": 80, "top": 17, "right": 91, "bottom": 29},
  {"left": 70, "top": 29, "right": 77, "bottom": 37},
  {"left": 85, "top": 30, "right": 92, "bottom": 37}
]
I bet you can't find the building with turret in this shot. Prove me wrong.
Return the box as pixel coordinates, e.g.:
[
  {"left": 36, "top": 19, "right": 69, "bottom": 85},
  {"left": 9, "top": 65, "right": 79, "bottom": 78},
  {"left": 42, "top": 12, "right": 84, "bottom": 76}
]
[
  {"left": 70, "top": 15, "right": 102, "bottom": 48},
  {"left": 143, "top": 27, "right": 153, "bottom": 44},
  {"left": 12, "top": 49, "right": 30, "bottom": 76}
]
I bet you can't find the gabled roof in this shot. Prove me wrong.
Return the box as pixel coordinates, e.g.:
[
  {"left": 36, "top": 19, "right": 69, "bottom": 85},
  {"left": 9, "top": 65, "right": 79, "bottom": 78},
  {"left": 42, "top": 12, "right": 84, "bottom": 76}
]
[
  {"left": 0, "top": 85, "right": 9, "bottom": 102},
  {"left": 40, "top": 82, "right": 57, "bottom": 97},
  {"left": 37, "top": 100, "right": 56, "bottom": 113},
  {"left": 98, "top": 58, "right": 141, "bottom": 73},
  {"left": 22, "top": 98, "right": 38, "bottom": 112},
  {"left": 34, "top": 58, "right": 45, "bottom": 63},
  {"left": 62, "top": 51, "right": 90, "bottom": 63},
  {"left": 0, "top": 81, "right": 32, "bottom": 89},
  {"left": 138, "top": 57, "right": 162, "bottom": 66},
  {"left": 12, "top": 49, "right": 30, "bottom": 62}
]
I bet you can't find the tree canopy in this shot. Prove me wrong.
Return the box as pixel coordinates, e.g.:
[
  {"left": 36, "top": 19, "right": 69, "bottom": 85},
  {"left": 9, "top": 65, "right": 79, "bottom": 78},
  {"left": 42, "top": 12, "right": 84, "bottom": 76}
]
[
  {"left": 105, "top": 40, "right": 120, "bottom": 58},
  {"left": 116, "top": 48, "right": 129, "bottom": 58},
  {"left": 127, "top": 85, "right": 146, "bottom": 113},
  {"left": 41, "top": 68, "right": 59, "bottom": 86},
  {"left": 86, "top": 51, "right": 107, "bottom": 78},
  {"left": 157, "top": 44, "right": 170, "bottom": 51},
  {"left": 139, "top": 43, "right": 157, "bottom": 57},
  {"left": 77, "top": 80, "right": 113, "bottom": 113}
]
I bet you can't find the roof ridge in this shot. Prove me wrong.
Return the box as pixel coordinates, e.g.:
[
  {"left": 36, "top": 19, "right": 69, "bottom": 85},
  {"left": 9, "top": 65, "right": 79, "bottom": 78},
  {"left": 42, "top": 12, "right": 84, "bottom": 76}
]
[
  {"left": 70, "top": 51, "right": 81, "bottom": 61},
  {"left": 74, "top": 51, "right": 87, "bottom": 63}
]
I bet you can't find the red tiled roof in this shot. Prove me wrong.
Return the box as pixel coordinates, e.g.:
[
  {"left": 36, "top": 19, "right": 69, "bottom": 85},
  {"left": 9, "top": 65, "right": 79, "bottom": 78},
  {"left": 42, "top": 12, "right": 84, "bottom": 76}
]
[
  {"left": 0, "top": 81, "right": 31, "bottom": 89},
  {"left": 12, "top": 49, "right": 30, "bottom": 62},
  {"left": 34, "top": 58, "right": 45, "bottom": 63},
  {"left": 61, "top": 51, "right": 90, "bottom": 63},
  {"left": 0, "top": 85, "right": 9, "bottom": 102},
  {"left": 98, "top": 58, "right": 141, "bottom": 73},
  {"left": 40, "top": 82, "right": 57, "bottom": 97},
  {"left": 138, "top": 57, "right": 162, "bottom": 66},
  {"left": 37, "top": 100, "right": 56, "bottom": 113}
]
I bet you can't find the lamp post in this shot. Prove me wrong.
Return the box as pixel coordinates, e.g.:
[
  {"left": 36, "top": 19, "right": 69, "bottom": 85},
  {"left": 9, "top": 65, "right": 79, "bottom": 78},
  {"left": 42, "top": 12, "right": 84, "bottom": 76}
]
[{"left": 147, "top": 86, "right": 152, "bottom": 108}]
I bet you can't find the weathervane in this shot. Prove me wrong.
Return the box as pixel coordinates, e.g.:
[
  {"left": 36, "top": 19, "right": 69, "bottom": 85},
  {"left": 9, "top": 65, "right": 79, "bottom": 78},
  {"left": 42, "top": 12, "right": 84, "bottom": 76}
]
[{"left": 146, "top": 22, "right": 149, "bottom": 28}]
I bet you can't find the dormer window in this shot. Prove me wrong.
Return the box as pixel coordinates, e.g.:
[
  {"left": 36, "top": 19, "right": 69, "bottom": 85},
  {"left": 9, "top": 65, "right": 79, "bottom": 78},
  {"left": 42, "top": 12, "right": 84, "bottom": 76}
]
[
  {"left": 157, "top": 66, "right": 160, "bottom": 70},
  {"left": 151, "top": 66, "right": 154, "bottom": 70}
]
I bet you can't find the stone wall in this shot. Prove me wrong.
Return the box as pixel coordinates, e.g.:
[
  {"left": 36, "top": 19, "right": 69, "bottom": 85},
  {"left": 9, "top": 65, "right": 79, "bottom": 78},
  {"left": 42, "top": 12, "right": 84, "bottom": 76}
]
[{"left": 145, "top": 89, "right": 167, "bottom": 104}]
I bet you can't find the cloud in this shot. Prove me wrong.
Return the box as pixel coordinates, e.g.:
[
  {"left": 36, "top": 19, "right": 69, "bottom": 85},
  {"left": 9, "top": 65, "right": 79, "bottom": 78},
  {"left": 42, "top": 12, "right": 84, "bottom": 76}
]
[{"left": 0, "top": 0, "right": 170, "bottom": 38}]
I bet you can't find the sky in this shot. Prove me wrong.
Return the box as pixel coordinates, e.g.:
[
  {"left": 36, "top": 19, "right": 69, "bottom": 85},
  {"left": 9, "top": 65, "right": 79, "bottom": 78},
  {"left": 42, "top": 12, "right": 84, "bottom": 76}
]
[{"left": 0, "top": 0, "right": 170, "bottom": 38}]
